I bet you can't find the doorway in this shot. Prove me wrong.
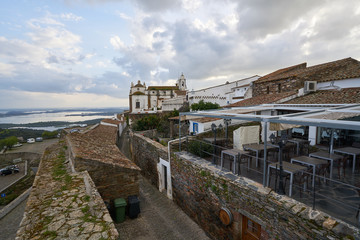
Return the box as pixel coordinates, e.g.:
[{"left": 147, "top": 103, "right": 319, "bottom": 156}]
[{"left": 158, "top": 158, "right": 173, "bottom": 200}]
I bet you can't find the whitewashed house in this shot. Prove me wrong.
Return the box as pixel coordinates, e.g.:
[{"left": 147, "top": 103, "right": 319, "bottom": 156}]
[{"left": 187, "top": 75, "right": 259, "bottom": 107}]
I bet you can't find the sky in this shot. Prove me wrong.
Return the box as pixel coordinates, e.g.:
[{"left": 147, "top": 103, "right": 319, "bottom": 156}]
[{"left": 1, "top": 0, "right": 360, "bottom": 109}]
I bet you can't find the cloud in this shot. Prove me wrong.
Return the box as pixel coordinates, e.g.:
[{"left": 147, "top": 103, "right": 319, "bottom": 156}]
[
  {"left": 110, "top": 36, "right": 126, "bottom": 50},
  {"left": 0, "top": 62, "right": 15, "bottom": 76},
  {"left": 60, "top": 13, "right": 84, "bottom": 21},
  {"left": 235, "top": 0, "right": 324, "bottom": 40}
]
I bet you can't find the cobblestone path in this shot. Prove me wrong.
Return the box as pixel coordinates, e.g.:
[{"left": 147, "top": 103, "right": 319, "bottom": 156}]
[{"left": 116, "top": 177, "right": 210, "bottom": 240}]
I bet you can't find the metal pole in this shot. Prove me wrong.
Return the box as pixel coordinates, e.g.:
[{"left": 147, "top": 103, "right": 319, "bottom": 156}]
[
  {"left": 278, "top": 141, "right": 285, "bottom": 195},
  {"left": 312, "top": 178, "right": 316, "bottom": 210},
  {"left": 263, "top": 121, "right": 268, "bottom": 186},
  {"left": 179, "top": 115, "right": 182, "bottom": 151},
  {"left": 225, "top": 122, "right": 228, "bottom": 146},
  {"left": 212, "top": 129, "right": 217, "bottom": 164},
  {"left": 329, "top": 129, "right": 335, "bottom": 153}
]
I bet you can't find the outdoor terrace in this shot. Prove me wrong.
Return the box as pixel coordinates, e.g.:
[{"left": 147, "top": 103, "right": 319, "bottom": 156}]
[{"left": 177, "top": 104, "right": 360, "bottom": 227}]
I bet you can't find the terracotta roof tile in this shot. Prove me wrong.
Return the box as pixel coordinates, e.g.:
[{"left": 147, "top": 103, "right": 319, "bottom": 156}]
[
  {"left": 101, "top": 118, "right": 121, "bottom": 125},
  {"left": 284, "top": 88, "right": 360, "bottom": 104},
  {"left": 148, "top": 86, "right": 179, "bottom": 90},
  {"left": 174, "top": 90, "right": 187, "bottom": 95},
  {"left": 256, "top": 57, "right": 360, "bottom": 84},
  {"left": 225, "top": 91, "right": 297, "bottom": 107},
  {"left": 68, "top": 124, "right": 140, "bottom": 170},
  {"left": 257, "top": 63, "right": 307, "bottom": 83}
]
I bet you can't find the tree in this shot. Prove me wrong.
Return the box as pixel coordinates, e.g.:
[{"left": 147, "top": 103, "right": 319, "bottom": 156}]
[
  {"left": 42, "top": 130, "right": 58, "bottom": 139},
  {"left": 0, "top": 136, "right": 18, "bottom": 149},
  {"left": 191, "top": 100, "right": 220, "bottom": 111}
]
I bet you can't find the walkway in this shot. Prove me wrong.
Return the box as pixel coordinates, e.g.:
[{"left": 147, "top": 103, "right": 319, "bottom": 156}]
[
  {"left": 0, "top": 197, "right": 27, "bottom": 240},
  {"left": 115, "top": 177, "right": 210, "bottom": 240}
]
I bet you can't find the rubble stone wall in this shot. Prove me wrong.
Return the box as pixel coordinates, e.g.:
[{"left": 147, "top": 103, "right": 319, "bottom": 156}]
[
  {"left": 0, "top": 152, "right": 41, "bottom": 167},
  {"left": 253, "top": 78, "right": 301, "bottom": 97},
  {"left": 73, "top": 157, "right": 140, "bottom": 204},
  {"left": 172, "top": 153, "right": 360, "bottom": 240},
  {"left": 129, "top": 132, "right": 168, "bottom": 187}
]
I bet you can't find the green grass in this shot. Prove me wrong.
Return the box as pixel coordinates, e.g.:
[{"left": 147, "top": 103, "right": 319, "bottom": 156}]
[
  {"left": 83, "top": 195, "right": 90, "bottom": 202},
  {"left": 81, "top": 205, "right": 90, "bottom": 213},
  {"left": 42, "top": 230, "right": 57, "bottom": 239}
]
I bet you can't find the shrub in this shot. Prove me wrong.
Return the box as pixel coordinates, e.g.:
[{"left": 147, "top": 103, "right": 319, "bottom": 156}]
[{"left": 187, "top": 140, "right": 213, "bottom": 158}]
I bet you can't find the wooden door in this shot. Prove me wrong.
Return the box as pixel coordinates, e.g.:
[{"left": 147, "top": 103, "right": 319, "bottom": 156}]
[{"left": 242, "top": 216, "right": 261, "bottom": 240}]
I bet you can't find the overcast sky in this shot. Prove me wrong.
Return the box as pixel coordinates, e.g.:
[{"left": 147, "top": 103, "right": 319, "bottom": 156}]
[{"left": 1, "top": 0, "right": 359, "bottom": 109}]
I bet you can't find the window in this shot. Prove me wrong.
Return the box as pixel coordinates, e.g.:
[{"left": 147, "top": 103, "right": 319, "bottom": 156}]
[
  {"left": 278, "top": 83, "right": 281, "bottom": 93},
  {"left": 267, "top": 86, "right": 270, "bottom": 94},
  {"left": 242, "top": 216, "right": 261, "bottom": 240},
  {"left": 135, "top": 101, "right": 140, "bottom": 109}
]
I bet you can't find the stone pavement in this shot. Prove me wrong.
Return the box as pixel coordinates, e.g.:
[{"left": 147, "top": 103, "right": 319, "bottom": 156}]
[
  {"left": 115, "top": 177, "right": 210, "bottom": 240},
  {"left": 16, "top": 142, "right": 118, "bottom": 239}
]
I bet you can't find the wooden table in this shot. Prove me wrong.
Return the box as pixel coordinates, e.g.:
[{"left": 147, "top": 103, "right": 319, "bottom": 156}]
[
  {"left": 243, "top": 143, "right": 277, "bottom": 168},
  {"left": 288, "top": 138, "right": 310, "bottom": 156},
  {"left": 333, "top": 147, "right": 360, "bottom": 173},
  {"left": 309, "top": 151, "right": 343, "bottom": 179},
  {"left": 221, "top": 149, "right": 250, "bottom": 174},
  {"left": 266, "top": 161, "right": 307, "bottom": 197},
  {"left": 291, "top": 156, "right": 328, "bottom": 187}
]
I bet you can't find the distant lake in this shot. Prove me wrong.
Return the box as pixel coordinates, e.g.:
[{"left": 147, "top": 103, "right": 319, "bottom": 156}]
[{"left": 0, "top": 111, "right": 113, "bottom": 124}]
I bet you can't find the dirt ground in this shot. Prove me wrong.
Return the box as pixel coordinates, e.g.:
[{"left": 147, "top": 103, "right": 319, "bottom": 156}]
[{"left": 6, "top": 138, "right": 59, "bottom": 155}]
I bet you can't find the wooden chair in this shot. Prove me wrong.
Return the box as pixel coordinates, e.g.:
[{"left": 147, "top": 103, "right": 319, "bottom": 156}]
[
  {"left": 292, "top": 169, "right": 311, "bottom": 198},
  {"left": 317, "top": 161, "right": 330, "bottom": 184},
  {"left": 336, "top": 156, "right": 348, "bottom": 179}
]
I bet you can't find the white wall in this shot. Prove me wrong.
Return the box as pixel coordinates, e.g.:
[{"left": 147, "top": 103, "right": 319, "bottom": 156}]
[
  {"left": 188, "top": 76, "right": 259, "bottom": 107},
  {"left": 132, "top": 95, "right": 148, "bottom": 112},
  {"left": 317, "top": 78, "right": 360, "bottom": 90},
  {"left": 162, "top": 96, "right": 186, "bottom": 111}
]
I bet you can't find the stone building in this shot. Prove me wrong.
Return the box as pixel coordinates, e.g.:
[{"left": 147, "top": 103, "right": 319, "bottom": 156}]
[
  {"left": 226, "top": 57, "right": 360, "bottom": 145},
  {"left": 129, "top": 74, "right": 187, "bottom": 113},
  {"left": 253, "top": 57, "right": 360, "bottom": 98},
  {"left": 67, "top": 123, "right": 140, "bottom": 208}
]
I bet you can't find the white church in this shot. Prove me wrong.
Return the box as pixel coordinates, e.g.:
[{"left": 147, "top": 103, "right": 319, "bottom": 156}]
[{"left": 129, "top": 74, "right": 187, "bottom": 113}]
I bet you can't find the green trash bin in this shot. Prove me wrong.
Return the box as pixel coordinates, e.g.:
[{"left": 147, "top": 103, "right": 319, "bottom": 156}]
[{"left": 114, "top": 198, "right": 127, "bottom": 223}]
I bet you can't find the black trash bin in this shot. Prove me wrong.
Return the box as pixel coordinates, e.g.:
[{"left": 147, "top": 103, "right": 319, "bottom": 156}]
[{"left": 127, "top": 195, "right": 140, "bottom": 219}]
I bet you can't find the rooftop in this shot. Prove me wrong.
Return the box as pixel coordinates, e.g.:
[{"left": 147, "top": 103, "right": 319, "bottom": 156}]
[
  {"left": 284, "top": 88, "right": 360, "bottom": 104},
  {"left": 256, "top": 57, "right": 360, "bottom": 83},
  {"left": 225, "top": 91, "right": 297, "bottom": 108},
  {"left": 68, "top": 124, "right": 139, "bottom": 170},
  {"left": 101, "top": 118, "right": 122, "bottom": 126},
  {"left": 148, "top": 86, "right": 179, "bottom": 90}
]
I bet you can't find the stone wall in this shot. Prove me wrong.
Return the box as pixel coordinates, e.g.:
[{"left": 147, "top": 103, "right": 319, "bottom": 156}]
[
  {"left": 129, "top": 131, "right": 168, "bottom": 187},
  {"left": 171, "top": 152, "right": 360, "bottom": 240},
  {"left": 252, "top": 78, "right": 302, "bottom": 97},
  {"left": 66, "top": 140, "right": 140, "bottom": 207},
  {"left": 72, "top": 157, "right": 140, "bottom": 204},
  {"left": 0, "top": 152, "right": 41, "bottom": 167},
  {"left": 16, "top": 141, "right": 118, "bottom": 239}
]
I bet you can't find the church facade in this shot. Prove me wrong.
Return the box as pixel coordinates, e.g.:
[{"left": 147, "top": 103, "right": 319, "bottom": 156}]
[{"left": 129, "top": 74, "right": 187, "bottom": 113}]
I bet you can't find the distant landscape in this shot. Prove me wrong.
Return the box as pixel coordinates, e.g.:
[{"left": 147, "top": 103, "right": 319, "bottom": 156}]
[{"left": 0, "top": 107, "right": 127, "bottom": 140}]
